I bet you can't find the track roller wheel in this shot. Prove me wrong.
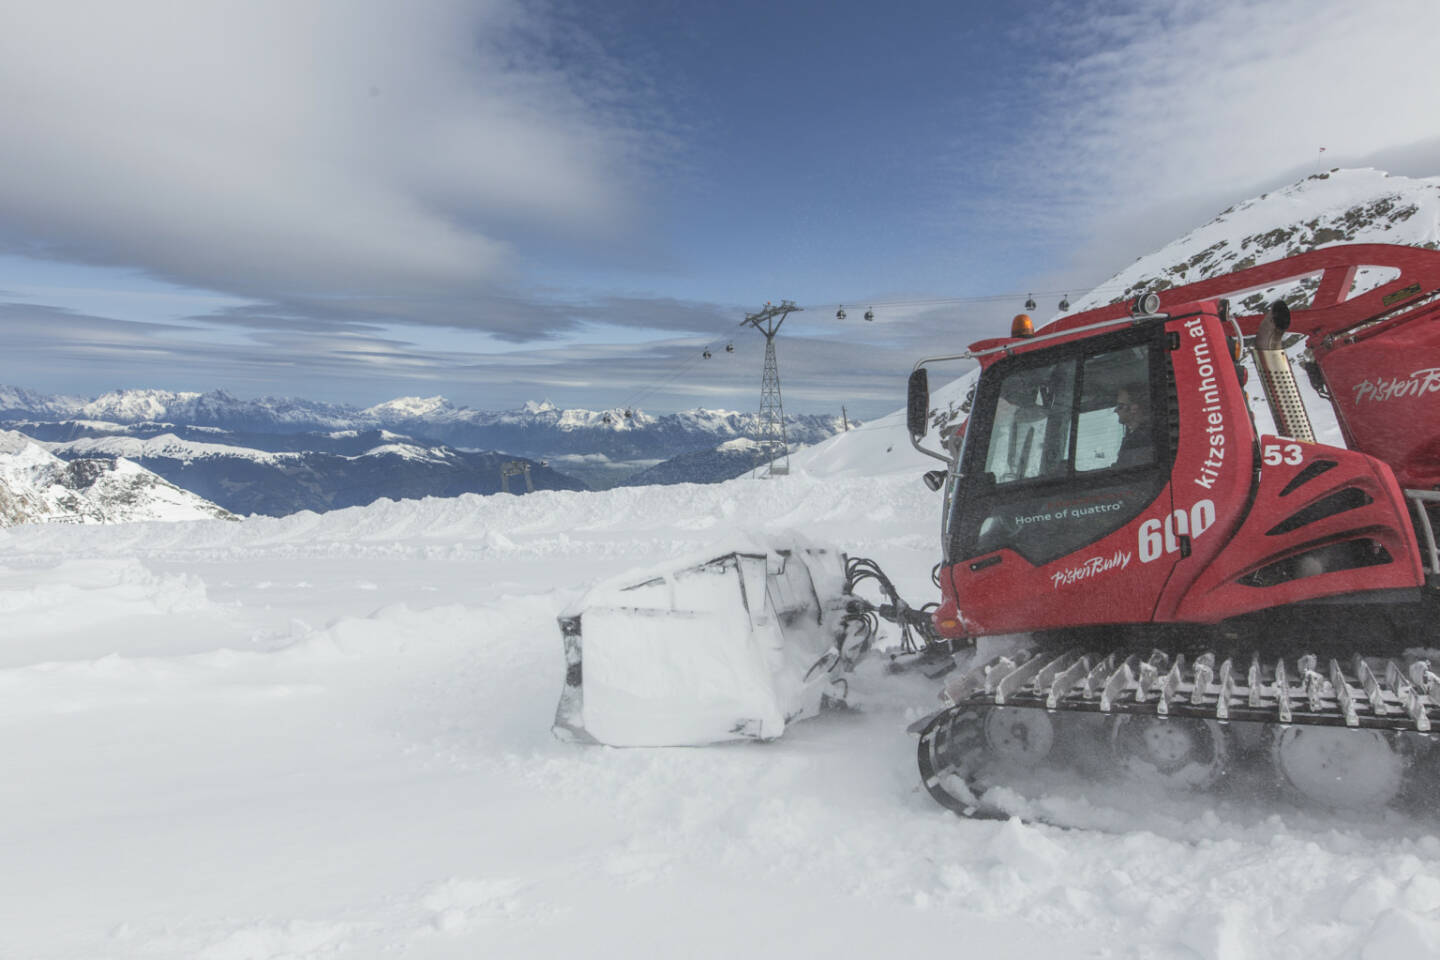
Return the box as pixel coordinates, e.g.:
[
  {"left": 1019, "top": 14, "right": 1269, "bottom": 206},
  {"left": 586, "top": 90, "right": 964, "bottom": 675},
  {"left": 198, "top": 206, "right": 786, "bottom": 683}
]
[
  {"left": 1271, "top": 726, "right": 1404, "bottom": 810},
  {"left": 984, "top": 706, "right": 1054, "bottom": 767},
  {"left": 1110, "top": 716, "right": 1227, "bottom": 788}
]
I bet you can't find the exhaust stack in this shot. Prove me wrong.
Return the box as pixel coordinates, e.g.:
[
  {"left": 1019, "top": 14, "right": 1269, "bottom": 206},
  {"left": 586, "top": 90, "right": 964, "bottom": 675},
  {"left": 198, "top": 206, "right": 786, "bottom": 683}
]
[{"left": 1251, "top": 300, "right": 1316, "bottom": 444}]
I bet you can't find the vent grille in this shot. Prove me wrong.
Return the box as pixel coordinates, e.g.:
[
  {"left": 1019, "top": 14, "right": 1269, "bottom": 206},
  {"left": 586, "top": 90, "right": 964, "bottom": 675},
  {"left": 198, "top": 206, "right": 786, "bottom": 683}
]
[
  {"left": 1279, "top": 459, "right": 1337, "bottom": 498},
  {"left": 1267, "top": 487, "right": 1372, "bottom": 535},
  {"left": 1239, "top": 538, "right": 1391, "bottom": 587}
]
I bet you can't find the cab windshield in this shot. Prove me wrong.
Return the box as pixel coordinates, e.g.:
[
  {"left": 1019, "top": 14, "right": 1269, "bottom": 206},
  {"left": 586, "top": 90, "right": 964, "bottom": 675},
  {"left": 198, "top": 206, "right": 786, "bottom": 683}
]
[{"left": 947, "top": 327, "right": 1170, "bottom": 566}]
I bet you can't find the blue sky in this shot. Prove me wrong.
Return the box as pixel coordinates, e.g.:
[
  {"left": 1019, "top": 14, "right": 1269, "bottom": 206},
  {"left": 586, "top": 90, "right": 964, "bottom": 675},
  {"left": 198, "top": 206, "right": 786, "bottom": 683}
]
[{"left": 2, "top": 0, "right": 1439, "bottom": 419}]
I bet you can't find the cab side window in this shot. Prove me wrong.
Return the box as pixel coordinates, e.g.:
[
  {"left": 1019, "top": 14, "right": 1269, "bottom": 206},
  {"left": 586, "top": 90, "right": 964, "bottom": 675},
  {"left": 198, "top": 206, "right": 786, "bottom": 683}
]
[{"left": 1076, "top": 350, "right": 1153, "bottom": 472}]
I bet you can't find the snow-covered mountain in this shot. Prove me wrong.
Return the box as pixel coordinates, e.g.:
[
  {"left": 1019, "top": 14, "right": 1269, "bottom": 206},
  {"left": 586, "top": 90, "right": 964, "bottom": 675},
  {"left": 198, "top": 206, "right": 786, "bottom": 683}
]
[
  {"left": 38, "top": 429, "right": 584, "bottom": 517},
  {"left": 0, "top": 384, "right": 79, "bottom": 419},
  {"left": 616, "top": 437, "right": 769, "bottom": 486},
  {"left": 0, "top": 387, "right": 359, "bottom": 431},
  {"left": 0, "top": 430, "right": 235, "bottom": 527},
  {"left": 1071, "top": 167, "right": 1440, "bottom": 315}
]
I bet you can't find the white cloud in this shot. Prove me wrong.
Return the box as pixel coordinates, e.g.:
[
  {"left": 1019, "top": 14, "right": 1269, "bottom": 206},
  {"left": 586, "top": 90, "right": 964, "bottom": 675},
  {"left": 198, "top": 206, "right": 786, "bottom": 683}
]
[
  {"left": 0, "top": 298, "right": 932, "bottom": 418},
  {"left": 974, "top": 0, "right": 1440, "bottom": 283},
  {"left": 0, "top": 1, "right": 669, "bottom": 335}
]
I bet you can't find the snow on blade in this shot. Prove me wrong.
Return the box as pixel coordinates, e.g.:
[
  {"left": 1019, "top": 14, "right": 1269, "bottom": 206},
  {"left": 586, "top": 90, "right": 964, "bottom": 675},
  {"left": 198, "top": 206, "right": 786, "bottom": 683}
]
[{"left": 554, "top": 536, "right": 853, "bottom": 746}]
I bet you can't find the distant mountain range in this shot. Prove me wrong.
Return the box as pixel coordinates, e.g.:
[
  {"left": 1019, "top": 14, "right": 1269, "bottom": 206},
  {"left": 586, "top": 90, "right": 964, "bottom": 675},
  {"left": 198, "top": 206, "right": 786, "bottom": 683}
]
[
  {"left": 0, "top": 391, "right": 855, "bottom": 503},
  {"left": 0, "top": 390, "right": 851, "bottom": 462}
]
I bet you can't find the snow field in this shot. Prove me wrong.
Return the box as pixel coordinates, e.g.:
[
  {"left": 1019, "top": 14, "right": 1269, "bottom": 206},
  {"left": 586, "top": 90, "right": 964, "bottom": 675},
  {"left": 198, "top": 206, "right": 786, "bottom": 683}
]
[{"left": 2, "top": 434, "right": 1439, "bottom": 957}]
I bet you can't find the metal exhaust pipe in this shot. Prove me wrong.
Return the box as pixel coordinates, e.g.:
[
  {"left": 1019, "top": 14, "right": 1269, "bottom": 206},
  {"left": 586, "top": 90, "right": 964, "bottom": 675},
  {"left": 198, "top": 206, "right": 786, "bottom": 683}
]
[{"left": 1251, "top": 300, "right": 1315, "bottom": 443}]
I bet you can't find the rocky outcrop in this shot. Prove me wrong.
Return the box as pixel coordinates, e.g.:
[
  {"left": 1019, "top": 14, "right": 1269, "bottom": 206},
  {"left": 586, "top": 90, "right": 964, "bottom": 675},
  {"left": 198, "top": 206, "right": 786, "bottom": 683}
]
[{"left": 0, "top": 430, "right": 236, "bottom": 527}]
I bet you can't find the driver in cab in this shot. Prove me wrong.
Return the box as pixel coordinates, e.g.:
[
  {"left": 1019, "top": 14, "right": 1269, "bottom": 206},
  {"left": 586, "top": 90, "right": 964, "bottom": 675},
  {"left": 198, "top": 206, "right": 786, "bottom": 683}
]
[{"left": 1114, "top": 381, "right": 1152, "bottom": 467}]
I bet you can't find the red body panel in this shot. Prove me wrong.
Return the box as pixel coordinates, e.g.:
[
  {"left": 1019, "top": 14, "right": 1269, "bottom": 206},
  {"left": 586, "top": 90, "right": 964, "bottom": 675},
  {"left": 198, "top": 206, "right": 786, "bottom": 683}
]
[
  {"left": 930, "top": 284, "right": 1430, "bottom": 639},
  {"left": 1314, "top": 316, "right": 1440, "bottom": 490},
  {"left": 937, "top": 522, "right": 1180, "bottom": 636},
  {"left": 1166, "top": 436, "right": 1422, "bottom": 622}
]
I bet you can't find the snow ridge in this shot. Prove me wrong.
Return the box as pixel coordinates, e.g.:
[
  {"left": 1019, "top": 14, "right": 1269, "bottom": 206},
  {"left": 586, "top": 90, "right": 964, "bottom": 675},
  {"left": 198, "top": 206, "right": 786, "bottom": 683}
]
[{"left": 1071, "top": 168, "right": 1440, "bottom": 315}]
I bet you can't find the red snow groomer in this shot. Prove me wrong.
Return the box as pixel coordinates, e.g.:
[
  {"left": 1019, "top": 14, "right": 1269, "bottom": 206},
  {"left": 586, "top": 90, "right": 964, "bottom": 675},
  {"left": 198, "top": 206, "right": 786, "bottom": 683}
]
[{"left": 905, "top": 243, "right": 1440, "bottom": 818}]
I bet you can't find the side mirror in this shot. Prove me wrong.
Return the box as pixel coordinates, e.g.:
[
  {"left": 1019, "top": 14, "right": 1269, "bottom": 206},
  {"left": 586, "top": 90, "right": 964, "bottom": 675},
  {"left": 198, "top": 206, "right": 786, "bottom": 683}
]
[{"left": 906, "top": 368, "right": 930, "bottom": 440}]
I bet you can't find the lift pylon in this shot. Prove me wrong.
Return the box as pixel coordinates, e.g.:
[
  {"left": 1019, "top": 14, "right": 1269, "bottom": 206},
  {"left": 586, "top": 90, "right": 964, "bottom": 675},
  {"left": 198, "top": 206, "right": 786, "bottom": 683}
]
[{"left": 740, "top": 300, "right": 802, "bottom": 477}]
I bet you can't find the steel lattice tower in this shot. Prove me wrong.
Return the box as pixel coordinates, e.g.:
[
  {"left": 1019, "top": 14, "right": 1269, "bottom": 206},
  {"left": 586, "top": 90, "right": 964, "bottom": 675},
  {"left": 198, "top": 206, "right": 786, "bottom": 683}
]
[{"left": 740, "top": 300, "right": 802, "bottom": 477}]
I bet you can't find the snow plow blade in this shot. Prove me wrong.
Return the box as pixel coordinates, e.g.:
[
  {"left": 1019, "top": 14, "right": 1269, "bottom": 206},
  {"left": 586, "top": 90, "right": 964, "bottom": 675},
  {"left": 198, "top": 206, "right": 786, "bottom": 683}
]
[{"left": 553, "top": 540, "right": 861, "bottom": 746}]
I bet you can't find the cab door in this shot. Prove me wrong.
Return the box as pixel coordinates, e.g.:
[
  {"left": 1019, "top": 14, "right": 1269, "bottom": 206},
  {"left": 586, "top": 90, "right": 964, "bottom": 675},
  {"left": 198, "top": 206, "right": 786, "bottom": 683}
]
[{"left": 942, "top": 325, "right": 1181, "bottom": 635}]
